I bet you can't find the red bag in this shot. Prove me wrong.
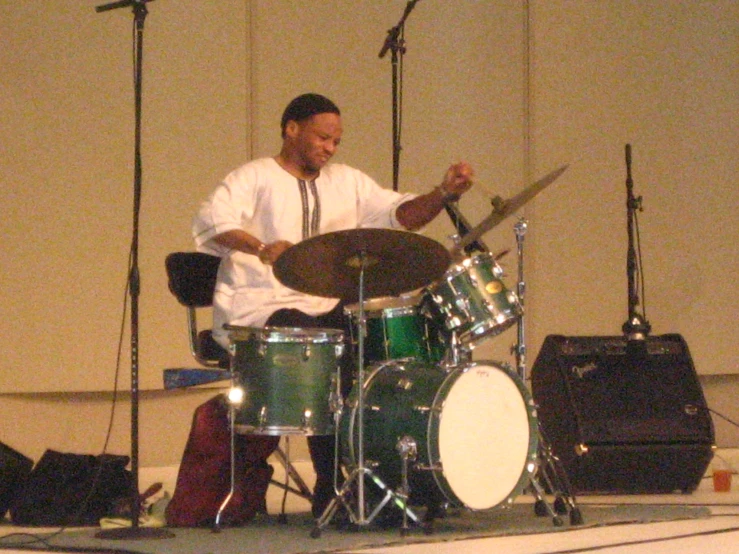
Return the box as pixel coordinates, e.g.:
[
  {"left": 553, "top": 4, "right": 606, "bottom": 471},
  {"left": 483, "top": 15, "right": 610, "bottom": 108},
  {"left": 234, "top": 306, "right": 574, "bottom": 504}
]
[{"left": 165, "top": 395, "right": 279, "bottom": 526}]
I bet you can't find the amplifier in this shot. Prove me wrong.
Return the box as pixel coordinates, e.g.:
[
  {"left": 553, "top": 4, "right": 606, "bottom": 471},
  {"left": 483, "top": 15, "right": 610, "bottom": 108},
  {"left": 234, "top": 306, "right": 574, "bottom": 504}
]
[
  {"left": 531, "top": 334, "right": 714, "bottom": 494},
  {"left": 0, "top": 441, "right": 33, "bottom": 517}
]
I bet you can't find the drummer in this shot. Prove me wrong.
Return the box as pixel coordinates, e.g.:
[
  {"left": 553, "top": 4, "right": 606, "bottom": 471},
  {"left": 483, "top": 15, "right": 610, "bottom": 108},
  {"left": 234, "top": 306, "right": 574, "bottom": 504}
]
[{"left": 191, "top": 92, "right": 474, "bottom": 521}]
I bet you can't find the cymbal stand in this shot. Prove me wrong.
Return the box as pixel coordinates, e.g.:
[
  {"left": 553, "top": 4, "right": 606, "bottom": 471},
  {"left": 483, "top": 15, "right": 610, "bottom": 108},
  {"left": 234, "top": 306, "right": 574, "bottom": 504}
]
[
  {"left": 512, "top": 218, "right": 528, "bottom": 380},
  {"left": 511, "top": 219, "right": 583, "bottom": 526},
  {"left": 311, "top": 252, "right": 420, "bottom": 537}
]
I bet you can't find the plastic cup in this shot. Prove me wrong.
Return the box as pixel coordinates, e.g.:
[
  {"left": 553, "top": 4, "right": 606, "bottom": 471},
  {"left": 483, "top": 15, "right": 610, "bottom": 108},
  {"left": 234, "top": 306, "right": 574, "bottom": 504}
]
[{"left": 713, "top": 469, "right": 732, "bottom": 492}]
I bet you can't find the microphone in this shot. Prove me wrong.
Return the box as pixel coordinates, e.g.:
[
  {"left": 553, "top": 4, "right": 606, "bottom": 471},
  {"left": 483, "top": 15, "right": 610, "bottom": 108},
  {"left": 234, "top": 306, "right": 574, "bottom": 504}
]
[
  {"left": 625, "top": 143, "right": 632, "bottom": 181},
  {"left": 379, "top": 26, "right": 402, "bottom": 59}
]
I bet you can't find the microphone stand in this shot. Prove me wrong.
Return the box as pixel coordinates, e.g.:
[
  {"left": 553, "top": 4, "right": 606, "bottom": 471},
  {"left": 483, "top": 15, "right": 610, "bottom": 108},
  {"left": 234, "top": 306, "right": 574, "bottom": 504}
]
[
  {"left": 379, "top": 0, "right": 421, "bottom": 191},
  {"left": 94, "top": 0, "right": 173, "bottom": 540},
  {"left": 621, "top": 144, "right": 651, "bottom": 343}
]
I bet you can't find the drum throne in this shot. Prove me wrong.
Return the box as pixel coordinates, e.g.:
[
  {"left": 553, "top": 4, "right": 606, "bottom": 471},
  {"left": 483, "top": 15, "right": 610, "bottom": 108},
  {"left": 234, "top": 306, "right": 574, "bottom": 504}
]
[{"left": 163, "top": 251, "right": 312, "bottom": 524}]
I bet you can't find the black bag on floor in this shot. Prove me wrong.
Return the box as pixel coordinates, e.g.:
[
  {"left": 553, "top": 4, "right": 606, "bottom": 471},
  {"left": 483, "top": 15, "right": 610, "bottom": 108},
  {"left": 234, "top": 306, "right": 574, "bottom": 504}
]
[{"left": 10, "top": 449, "right": 133, "bottom": 526}]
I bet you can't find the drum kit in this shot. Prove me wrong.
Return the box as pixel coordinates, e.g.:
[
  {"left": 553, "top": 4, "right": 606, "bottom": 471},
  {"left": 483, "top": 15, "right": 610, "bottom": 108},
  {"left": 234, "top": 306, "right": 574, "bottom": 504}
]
[{"left": 222, "top": 165, "right": 581, "bottom": 536}]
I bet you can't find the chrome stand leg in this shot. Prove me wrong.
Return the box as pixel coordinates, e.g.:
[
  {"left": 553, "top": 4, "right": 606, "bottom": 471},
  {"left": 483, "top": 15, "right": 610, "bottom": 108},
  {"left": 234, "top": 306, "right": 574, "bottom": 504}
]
[
  {"left": 213, "top": 397, "right": 237, "bottom": 532},
  {"left": 510, "top": 218, "right": 582, "bottom": 526},
  {"left": 533, "top": 424, "right": 584, "bottom": 526}
]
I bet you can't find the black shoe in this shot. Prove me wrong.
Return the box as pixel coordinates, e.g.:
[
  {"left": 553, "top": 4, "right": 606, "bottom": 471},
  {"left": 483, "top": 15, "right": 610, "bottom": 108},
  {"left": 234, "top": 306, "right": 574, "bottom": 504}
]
[
  {"left": 373, "top": 506, "right": 408, "bottom": 529},
  {"left": 311, "top": 477, "right": 335, "bottom": 519}
]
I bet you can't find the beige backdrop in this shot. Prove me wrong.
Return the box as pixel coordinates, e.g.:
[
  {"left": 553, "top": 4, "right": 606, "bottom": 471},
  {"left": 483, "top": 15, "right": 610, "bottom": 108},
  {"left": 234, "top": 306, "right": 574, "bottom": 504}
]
[{"left": 0, "top": 1, "right": 736, "bottom": 466}]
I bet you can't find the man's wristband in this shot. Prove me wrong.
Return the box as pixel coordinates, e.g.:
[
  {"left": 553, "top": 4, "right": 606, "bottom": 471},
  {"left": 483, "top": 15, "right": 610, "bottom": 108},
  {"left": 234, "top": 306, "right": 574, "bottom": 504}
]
[{"left": 436, "top": 183, "right": 460, "bottom": 203}]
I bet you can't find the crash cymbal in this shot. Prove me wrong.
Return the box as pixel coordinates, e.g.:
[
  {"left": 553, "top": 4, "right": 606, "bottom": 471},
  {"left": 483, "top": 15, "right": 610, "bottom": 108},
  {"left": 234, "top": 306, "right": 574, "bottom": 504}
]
[
  {"left": 457, "top": 164, "right": 569, "bottom": 251},
  {"left": 273, "top": 228, "right": 451, "bottom": 300}
]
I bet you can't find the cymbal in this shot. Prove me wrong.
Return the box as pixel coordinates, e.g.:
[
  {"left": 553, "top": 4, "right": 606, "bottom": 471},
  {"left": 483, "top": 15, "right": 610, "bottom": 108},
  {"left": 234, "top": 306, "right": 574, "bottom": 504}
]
[
  {"left": 273, "top": 228, "right": 451, "bottom": 300},
  {"left": 457, "top": 164, "right": 569, "bottom": 250}
]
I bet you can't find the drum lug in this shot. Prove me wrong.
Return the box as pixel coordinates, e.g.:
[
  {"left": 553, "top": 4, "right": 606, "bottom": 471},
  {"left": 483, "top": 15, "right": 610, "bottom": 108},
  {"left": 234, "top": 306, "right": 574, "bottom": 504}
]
[
  {"left": 397, "top": 435, "right": 418, "bottom": 461},
  {"left": 301, "top": 409, "right": 313, "bottom": 430},
  {"left": 396, "top": 377, "right": 414, "bottom": 391},
  {"left": 454, "top": 295, "right": 471, "bottom": 316},
  {"left": 258, "top": 405, "right": 268, "bottom": 429},
  {"left": 414, "top": 462, "right": 442, "bottom": 472},
  {"left": 329, "top": 376, "right": 342, "bottom": 413}
]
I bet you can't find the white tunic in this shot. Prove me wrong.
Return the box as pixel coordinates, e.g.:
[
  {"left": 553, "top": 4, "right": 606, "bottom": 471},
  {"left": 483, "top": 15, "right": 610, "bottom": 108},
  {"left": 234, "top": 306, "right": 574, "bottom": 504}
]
[{"left": 193, "top": 157, "right": 416, "bottom": 347}]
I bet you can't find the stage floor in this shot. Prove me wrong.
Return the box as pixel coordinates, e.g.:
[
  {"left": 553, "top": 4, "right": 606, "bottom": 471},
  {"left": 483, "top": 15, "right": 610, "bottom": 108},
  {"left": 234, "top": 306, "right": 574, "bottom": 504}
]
[{"left": 0, "top": 476, "right": 737, "bottom": 554}]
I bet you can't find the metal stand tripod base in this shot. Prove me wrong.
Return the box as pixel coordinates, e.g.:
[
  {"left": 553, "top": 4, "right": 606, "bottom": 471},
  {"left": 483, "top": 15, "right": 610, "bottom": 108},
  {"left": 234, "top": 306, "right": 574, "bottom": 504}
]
[
  {"left": 311, "top": 466, "right": 420, "bottom": 538},
  {"left": 528, "top": 427, "right": 584, "bottom": 527}
]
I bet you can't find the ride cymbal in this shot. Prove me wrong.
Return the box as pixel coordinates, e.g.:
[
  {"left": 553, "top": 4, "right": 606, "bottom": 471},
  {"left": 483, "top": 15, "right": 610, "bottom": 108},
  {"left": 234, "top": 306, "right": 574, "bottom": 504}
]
[{"left": 273, "top": 228, "right": 451, "bottom": 300}]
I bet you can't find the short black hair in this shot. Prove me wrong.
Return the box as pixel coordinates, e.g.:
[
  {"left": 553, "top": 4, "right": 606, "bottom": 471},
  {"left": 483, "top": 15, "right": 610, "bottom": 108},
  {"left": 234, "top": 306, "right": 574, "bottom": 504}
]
[{"left": 280, "top": 93, "right": 340, "bottom": 137}]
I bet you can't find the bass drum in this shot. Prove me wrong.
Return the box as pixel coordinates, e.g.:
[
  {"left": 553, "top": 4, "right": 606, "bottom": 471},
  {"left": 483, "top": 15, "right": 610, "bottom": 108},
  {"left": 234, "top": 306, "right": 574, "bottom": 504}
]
[{"left": 342, "top": 360, "right": 538, "bottom": 510}]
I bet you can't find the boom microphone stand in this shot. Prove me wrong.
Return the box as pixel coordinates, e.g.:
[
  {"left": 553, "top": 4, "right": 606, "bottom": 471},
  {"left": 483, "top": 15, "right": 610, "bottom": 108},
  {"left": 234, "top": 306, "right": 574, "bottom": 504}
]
[
  {"left": 94, "top": 0, "right": 173, "bottom": 540},
  {"left": 379, "top": 0, "right": 421, "bottom": 191}
]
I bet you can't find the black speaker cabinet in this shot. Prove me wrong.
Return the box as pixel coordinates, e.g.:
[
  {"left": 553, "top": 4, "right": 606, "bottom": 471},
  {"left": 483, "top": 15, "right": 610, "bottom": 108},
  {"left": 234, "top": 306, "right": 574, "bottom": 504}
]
[
  {"left": 0, "top": 441, "right": 33, "bottom": 517},
  {"left": 531, "top": 334, "right": 714, "bottom": 494}
]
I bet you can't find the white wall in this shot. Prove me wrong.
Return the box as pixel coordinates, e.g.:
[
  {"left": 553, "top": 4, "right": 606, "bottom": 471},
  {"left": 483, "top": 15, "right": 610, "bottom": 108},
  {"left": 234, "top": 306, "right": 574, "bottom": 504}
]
[{"left": 0, "top": 1, "right": 736, "bottom": 467}]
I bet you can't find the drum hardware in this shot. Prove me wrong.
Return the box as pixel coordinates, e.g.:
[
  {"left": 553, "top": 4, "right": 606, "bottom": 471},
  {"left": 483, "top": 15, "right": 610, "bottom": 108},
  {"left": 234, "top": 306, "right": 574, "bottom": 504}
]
[
  {"left": 508, "top": 217, "right": 583, "bottom": 526},
  {"left": 328, "top": 377, "right": 342, "bottom": 413},
  {"left": 439, "top": 329, "right": 472, "bottom": 370},
  {"left": 529, "top": 425, "right": 584, "bottom": 525},
  {"left": 214, "top": 384, "right": 245, "bottom": 531},
  {"left": 273, "top": 229, "right": 450, "bottom": 537},
  {"left": 301, "top": 410, "right": 313, "bottom": 430},
  {"left": 444, "top": 199, "right": 491, "bottom": 255},
  {"left": 512, "top": 218, "right": 528, "bottom": 380},
  {"left": 318, "top": 251, "right": 421, "bottom": 532},
  {"left": 396, "top": 435, "right": 418, "bottom": 536}
]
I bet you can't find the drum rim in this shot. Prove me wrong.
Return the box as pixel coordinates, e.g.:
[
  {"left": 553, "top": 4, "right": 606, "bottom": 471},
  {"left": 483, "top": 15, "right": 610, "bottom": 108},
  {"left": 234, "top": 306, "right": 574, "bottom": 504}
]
[
  {"left": 227, "top": 325, "right": 345, "bottom": 343},
  {"left": 429, "top": 251, "right": 505, "bottom": 287},
  {"left": 344, "top": 295, "right": 422, "bottom": 315}
]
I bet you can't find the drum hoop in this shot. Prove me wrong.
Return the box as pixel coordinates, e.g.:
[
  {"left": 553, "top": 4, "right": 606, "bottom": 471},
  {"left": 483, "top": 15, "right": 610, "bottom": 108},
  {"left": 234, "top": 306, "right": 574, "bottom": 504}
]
[
  {"left": 228, "top": 325, "right": 344, "bottom": 343},
  {"left": 434, "top": 252, "right": 503, "bottom": 284},
  {"left": 344, "top": 296, "right": 422, "bottom": 316}
]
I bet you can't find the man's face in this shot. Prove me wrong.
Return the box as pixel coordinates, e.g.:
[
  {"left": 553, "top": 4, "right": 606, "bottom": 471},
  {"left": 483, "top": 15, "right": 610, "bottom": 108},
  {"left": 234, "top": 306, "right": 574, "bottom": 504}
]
[{"left": 288, "top": 112, "right": 343, "bottom": 173}]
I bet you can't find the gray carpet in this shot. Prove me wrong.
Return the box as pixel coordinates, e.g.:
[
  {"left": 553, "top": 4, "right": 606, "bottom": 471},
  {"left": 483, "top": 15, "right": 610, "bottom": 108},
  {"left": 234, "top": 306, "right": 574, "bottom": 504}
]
[{"left": 0, "top": 503, "right": 712, "bottom": 554}]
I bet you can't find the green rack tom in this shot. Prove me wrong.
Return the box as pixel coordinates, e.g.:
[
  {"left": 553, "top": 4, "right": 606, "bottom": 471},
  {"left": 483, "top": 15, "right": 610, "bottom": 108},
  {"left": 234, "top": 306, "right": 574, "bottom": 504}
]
[
  {"left": 426, "top": 252, "right": 522, "bottom": 345},
  {"left": 344, "top": 296, "right": 446, "bottom": 364}
]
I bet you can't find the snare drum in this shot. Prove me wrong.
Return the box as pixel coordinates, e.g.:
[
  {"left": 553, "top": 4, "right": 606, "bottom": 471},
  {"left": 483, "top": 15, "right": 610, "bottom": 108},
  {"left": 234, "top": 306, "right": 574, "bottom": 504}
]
[
  {"left": 426, "top": 252, "right": 522, "bottom": 344},
  {"left": 342, "top": 359, "right": 538, "bottom": 510},
  {"left": 228, "top": 326, "right": 344, "bottom": 436},
  {"left": 344, "top": 296, "right": 446, "bottom": 364}
]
